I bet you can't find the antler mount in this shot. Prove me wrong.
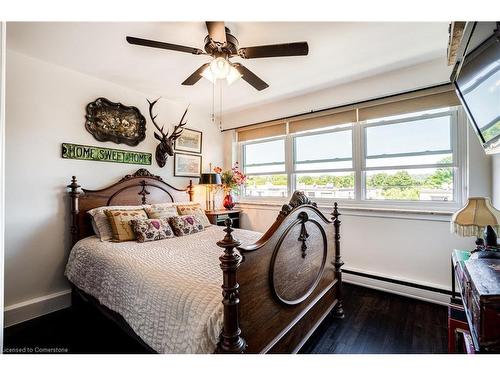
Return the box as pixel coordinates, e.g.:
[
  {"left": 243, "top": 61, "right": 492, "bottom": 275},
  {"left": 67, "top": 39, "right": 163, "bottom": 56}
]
[{"left": 147, "top": 98, "right": 188, "bottom": 168}]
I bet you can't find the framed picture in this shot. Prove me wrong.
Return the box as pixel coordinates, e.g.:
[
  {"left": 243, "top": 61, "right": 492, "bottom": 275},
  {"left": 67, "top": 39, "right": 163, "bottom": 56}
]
[
  {"left": 174, "top": 128, "right": 202, "bottom": 154},
  {"left": 174, "top": 152, "right": 202, "bottom": 178}
]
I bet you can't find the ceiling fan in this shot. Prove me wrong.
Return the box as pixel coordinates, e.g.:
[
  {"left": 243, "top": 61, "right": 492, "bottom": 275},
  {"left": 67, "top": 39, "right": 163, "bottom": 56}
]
[{"left": 126, "top": 21, "right": 309, "bottom": 91}]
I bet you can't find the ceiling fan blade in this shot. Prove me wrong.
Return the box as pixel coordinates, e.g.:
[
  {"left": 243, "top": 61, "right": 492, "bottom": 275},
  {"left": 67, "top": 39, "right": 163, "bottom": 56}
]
[
  {"left": 205, "top": 21, "right": 227, "bottom": 44},
  {"left": 126, "top": 36, "right": 204, "bottom": 55},
  {"left": 233, "top": 63, "right": 269, "bottom": 91},
  {"left": 238, "top": 42, "right": 309, "bottom": 59},
  {"left": 181, "top": 63, "right": 210, "bottom": 85}
]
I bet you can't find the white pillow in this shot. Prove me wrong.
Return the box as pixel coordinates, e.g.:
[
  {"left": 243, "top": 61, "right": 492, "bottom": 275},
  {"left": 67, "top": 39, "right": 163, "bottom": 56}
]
[
  {"left": 145, "top": 203, "right": 179, "bottom": 219},
  {"left": 172, "top": 201, "right": 200, "bottom": 207},
  {"left": 88, "top": 205, "right": 150, "bottom": 241}
]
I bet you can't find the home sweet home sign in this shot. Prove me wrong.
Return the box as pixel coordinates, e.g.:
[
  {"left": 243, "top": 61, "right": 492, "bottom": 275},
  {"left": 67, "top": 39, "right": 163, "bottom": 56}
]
[{"left": 62, "top": 143, "right": 152, "bottom": 165}]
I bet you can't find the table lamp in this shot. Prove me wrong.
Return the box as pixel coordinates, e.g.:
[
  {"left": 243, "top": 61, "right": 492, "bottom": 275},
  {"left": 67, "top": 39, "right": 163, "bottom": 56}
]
[
  {"left": 199, "top": 163, "right": 221, "bottom": 211},
  {"left": 451, "top": 197, "right": 500, "bottom": 252}
]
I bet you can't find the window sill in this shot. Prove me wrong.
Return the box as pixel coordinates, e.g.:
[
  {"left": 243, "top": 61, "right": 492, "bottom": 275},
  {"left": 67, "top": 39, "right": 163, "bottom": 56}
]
[{"left": 236, "top": 200, "right": 456, "bottom": 222}]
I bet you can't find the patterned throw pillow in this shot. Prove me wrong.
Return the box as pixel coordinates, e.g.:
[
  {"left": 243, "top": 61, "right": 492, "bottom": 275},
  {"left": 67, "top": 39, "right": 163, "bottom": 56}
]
[
  {"left": 105, "top": 209, "right": 148, "bottom": 242},
  {"left": 175, "top": 203, "right": 211, "bottom": 227},
  {"left": 145, "top": 203, "right": 179, "bottom": 220},
  {"left": 88, "top": 205, "right": 150, "bottom": 241},
  {"left": 130, "top": 218, "right": 175, "bottom": 243},
  {"left": 169, "top": 215, "right": 204, "bottom": 236}
]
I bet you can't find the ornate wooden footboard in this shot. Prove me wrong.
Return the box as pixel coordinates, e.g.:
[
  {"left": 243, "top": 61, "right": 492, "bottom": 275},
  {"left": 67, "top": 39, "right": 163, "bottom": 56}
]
[{"left": 216, "top": 192, "right": 344, "bottom": 353}]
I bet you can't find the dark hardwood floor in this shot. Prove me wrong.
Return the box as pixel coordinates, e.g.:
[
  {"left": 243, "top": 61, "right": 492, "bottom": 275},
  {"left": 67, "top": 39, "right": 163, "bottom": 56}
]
[
  {"left": 3, "top": 283, "right": 448, "bottom": 354},
  {"left": 300, "top": 284, "right": 448, "bottom": 354}
]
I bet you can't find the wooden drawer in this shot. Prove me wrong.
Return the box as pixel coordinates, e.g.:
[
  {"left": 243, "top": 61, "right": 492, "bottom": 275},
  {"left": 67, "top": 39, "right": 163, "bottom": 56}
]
[{"left": 462, "top": 258, "right": 500, "bottom": 352}]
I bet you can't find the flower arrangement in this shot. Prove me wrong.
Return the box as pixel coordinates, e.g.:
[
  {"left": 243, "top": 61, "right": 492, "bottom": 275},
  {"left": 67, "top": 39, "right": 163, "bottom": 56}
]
[{"left": 214, "top": 162, "right": 247, "bottom": 193}]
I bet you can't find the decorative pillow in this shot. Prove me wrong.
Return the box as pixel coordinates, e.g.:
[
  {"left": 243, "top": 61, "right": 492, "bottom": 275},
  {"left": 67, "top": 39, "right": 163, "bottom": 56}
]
[
  {"left": 145, "top": 204, "right": 179, "bottom": 220},
  {"left": 88, "top": 205, "right": 150, "bottom": 241},
  {"left": 169, "top": 215, "right": 204, "bottom": 236},
  {"left": 175, "top": 203, "right": 211, "bottom": 227},
  {"left": 130, "top": 218, "right": 175, "bottom": 243},
  {"left": 105, "top": 209, "right": 148, "bottom": 242}
]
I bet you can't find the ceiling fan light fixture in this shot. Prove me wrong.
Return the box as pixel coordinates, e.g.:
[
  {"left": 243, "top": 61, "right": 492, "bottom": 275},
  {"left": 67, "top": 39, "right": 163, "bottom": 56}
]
[
  {"left": 209, "top": 56, "right": 231, "bottom": 79},
  {"left": 201, "top": 58, "right": 242, "bottom": 85},
  {"left": 200, "top": 66, "right": 216, "bottom": 83},
  {"left": 226, "top": 65, "right": 242, "bottom": 85}
]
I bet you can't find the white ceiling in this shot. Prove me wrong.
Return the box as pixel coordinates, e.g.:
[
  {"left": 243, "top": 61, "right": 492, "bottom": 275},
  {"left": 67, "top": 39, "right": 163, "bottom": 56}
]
[{"left": 7, "top": 22, "right": 450, "bottom": 114}]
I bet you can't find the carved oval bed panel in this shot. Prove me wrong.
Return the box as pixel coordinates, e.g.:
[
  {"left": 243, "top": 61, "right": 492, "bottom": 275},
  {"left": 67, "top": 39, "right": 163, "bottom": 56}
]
[{"left": 270, "top": 212, "right": 327, "bottom": 305}]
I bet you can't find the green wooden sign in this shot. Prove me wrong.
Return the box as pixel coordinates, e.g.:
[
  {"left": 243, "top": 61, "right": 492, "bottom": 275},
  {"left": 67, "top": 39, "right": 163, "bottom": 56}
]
[{"left": 62, "top": 143, "right": 152, "bottom": 165}]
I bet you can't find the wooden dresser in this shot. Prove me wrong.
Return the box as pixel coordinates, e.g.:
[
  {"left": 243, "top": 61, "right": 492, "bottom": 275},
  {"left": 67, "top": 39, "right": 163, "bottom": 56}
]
[{"left": 451, "top": 250, "right": 500, "bottom": 353}]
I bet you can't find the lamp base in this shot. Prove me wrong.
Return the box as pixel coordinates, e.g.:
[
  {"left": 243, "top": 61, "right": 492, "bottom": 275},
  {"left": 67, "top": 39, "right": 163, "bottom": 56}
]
[{"left": 472, "top": 237, "right": 485, "bottom": 253}]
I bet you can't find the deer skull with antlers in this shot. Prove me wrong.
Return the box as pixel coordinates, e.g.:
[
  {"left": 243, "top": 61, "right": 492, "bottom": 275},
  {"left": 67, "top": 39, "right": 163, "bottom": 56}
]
[{"left": 147, "top": 98, "right": 188, "bottom": 168}]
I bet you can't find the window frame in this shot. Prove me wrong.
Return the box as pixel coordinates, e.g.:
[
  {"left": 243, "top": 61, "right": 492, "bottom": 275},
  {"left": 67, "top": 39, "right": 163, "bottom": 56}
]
[
  {"left": 240, "top": 136, "right": 289, "bottom": 200},
  {"left": 292, "top": 125, "right": 356, "bottom": 201},
  {"left": 238, "top": 106, "right": 467, "bottom": 211},
  {"left": 359, "top": 109, "right": 460, "bottom": 208},
  {"left": 293, "top": 124, "right": 354, "bottom": 174},
  {"left": 361, "top": 110, "right": 456, "bottom": 171}
]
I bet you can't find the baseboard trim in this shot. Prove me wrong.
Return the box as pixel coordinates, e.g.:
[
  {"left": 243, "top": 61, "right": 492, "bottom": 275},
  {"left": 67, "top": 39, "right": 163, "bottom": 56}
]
[
  {"left": 343, "top": 268, "right": 451, "bottom": 295},
  {"left": 4, "top": 289, "right": 71, "bottom": 328},
  {"left": 342, "top": 270, "right": 451, "bottom": 306}
]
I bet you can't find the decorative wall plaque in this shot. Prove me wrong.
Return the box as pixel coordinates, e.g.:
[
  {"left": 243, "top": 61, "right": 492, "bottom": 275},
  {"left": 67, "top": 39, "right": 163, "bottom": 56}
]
[
  {"left": 85, "top": 97, "right": 146, "bottom": 146},
  {"left": 62, "top": 143, "right": 152, "bottom": 165}
]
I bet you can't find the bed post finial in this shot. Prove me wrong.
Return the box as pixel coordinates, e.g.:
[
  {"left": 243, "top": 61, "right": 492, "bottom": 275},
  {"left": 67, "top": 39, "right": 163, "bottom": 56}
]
[
  {"left": 331, "top": 202, "right": 345, "bottom": 319},
  {"left": 68, "top": 176, "right": 81, "bottom": 247},
  {"left": 187, "top": 179, "right": 195, "bottom": 202},
  {"left": 216, "top": 218, "right": 247, "bottom": 353}
]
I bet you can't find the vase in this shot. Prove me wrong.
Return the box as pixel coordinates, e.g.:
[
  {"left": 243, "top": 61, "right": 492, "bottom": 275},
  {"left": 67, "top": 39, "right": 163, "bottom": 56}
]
[{"left": 223, "top": 190, "right": 235, "bottom": 210}]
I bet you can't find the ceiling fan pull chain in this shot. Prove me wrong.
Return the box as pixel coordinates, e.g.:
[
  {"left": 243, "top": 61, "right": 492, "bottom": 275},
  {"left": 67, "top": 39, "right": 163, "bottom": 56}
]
[
  {"left": 211, "top": 80, "right": 215, "bottom": 124},
  {"left": 219, "top": 83, "right": 223, "bottom": 131}
]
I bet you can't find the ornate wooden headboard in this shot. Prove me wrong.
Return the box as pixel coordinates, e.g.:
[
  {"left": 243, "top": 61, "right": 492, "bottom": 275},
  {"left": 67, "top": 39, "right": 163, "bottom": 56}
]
[{"left": 67, "top": 168, "right": 194, "bottom": 246}]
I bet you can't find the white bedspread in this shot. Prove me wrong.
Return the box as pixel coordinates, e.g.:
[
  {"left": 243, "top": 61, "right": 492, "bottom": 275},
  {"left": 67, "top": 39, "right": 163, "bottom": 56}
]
[{"left": 65, "top": 225, "right": 261, "bottom": 354}]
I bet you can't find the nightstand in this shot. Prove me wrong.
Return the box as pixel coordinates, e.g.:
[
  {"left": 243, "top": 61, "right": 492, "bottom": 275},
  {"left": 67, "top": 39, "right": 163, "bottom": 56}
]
[{"left": 205, "top": 209, "right": 242, "bottom": 228}]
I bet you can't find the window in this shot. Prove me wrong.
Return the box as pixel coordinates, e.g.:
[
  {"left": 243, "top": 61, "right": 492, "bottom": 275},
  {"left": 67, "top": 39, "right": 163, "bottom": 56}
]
[
  {"left": 242, "top": 138, "right": 287, "bottom": 198},
  {"left": 294, "top": 126, "right": 355, "bottom": 200},
  {"left": 363, "top": 111, "right": 456, "bottom": 202},
  {"left": 239, "top": 105, "right": 465, "bottom": 209}
]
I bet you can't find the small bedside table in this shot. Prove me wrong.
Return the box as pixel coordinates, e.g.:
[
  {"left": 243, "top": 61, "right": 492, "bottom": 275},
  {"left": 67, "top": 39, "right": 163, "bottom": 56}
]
[{"left": 205, "top": 209, "right": 242, "bottom": 228}]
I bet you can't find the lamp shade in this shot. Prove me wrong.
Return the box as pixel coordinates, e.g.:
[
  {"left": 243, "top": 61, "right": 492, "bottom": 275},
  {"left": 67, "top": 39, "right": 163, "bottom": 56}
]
[
  {"left": 451, "top": 197, "right": 500, "bottom": 237},
  {"left": 199, "top": 173, "right": 221, "bottom": 185}
]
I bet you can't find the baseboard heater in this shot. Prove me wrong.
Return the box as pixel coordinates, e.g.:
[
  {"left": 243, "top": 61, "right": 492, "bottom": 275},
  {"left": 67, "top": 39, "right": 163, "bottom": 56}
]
[{"left": 342, "top": 268, "right": 452, "bottom": 296}]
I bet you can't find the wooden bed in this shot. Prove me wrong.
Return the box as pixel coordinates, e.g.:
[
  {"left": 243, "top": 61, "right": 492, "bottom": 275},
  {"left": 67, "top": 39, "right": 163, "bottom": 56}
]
[{"left": 67, "top": 168, "right": 344, "bottom": 354}]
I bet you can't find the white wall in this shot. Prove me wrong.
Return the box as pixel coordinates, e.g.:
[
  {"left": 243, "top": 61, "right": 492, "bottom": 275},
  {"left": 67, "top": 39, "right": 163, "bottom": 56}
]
[
  {"left": 238, "top": 204, "right": 478, "bottom": 304},
  {"left": 492, "top": 154, "right": 500, "bottom": 207},
  {"left": 222, "top": 58, "right": 452, "bottom": 129},
  {"left": 4, "top": 50, "right": 224, "bottom": 326},
  {"left": 225, "top": 59, "right": 492, "bottom": 304}
]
